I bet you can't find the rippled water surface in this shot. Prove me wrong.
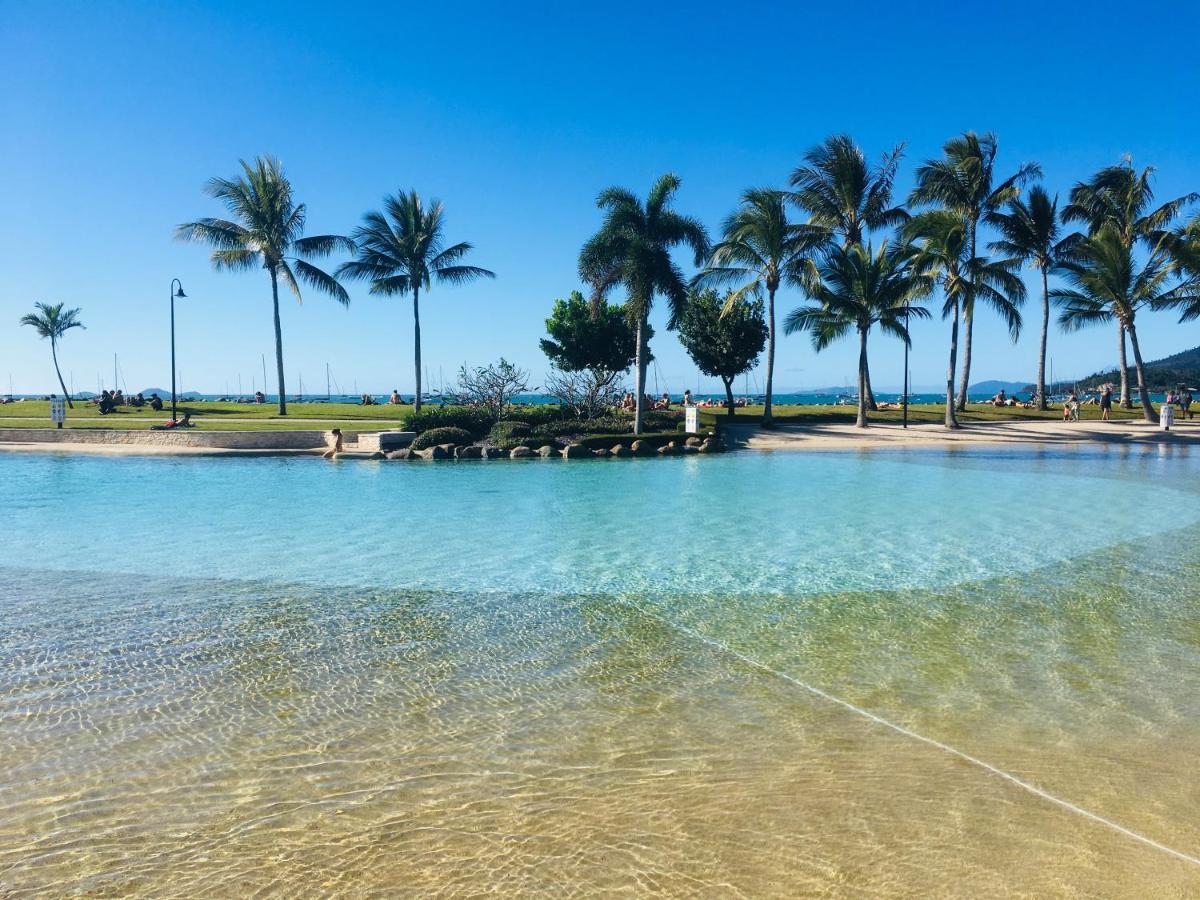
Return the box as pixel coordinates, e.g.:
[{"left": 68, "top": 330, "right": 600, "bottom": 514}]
[{"left": 2, "top": 447, "right": 1199, "bottom": 896}]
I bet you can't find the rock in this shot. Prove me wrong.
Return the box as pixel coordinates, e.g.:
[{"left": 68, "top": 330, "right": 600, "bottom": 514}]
[
  {"left": 593, "top": 447, "right": 612, "bottom": 458},
  {"left": 510, "top": 446, "right": 533, "bottom": 458},
  {"left": 611, "top": 445, "right": 633, "bottom": 457},
  {"left": 370, "top": 451, "right": 386, "bottom": 460},
  {"left": 656, "top": 443, "right": 674, "bottom": 455},
  {"left": 537, "top": 445, "right": 556, "bottom": 458},
  {"left": 631, "top": 440, "right": 656, "bottom": 456},
  {"left": 562, "top": 443, "right": 590, "bottom": 459},
  {"left": 429, "top": 445, "right": 451, "bottom": 460},
  {"left": 455, "top": 445, "right": 483, "bottom": 459},
  {"left": 681, "top": 444, "right": 699, "bottom": 454},
  {"left": 485, "top": 447, "right": 505, "bottom": 459},
  {"left": 386, "top": 448, "right": 414, "bottom": 460},
  {"left": 685, "top": 436, "right": 702, "bottom": 447}
]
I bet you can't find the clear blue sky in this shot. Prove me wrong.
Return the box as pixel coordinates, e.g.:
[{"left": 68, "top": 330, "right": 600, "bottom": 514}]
[{"left": 3, "top": 0, "right": 1199, "bottom": 396}]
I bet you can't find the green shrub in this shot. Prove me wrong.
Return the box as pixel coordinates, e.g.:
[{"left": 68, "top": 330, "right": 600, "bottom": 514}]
[
  {"left": 411, "top": 426, "right": 473, "bottom": 450},
  {"left": 510, "top": 404, "right": 573, "bottom": 426},
  {"left": 489, "top": 420, "right": 532, "bottom": 444},
  {"left": 402, "top": 406, "right": 495, "bottom": 438}
]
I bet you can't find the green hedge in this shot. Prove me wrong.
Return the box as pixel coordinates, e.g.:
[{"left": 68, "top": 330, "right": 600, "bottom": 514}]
[
  {"left": 402, "top": 406, "right": 495, "bottom": 438},
  {"left": 411, "top": 426, "right": 474, "bottom": 450}
]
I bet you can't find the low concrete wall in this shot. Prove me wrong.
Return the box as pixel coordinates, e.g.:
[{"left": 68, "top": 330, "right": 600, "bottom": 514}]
[{"left": 0, "top": 428, "right": 346, "bottom": 450}]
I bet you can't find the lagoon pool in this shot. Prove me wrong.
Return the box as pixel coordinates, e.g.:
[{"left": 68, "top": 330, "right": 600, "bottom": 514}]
[{"left": 2, "top": 448, "right": 1199, "bottom": 895}]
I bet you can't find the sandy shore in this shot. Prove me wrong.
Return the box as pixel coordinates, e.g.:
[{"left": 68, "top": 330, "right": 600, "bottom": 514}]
[
  {"left": 0, "top": 442, "right": 321, "bottom": 458},
  {"left": 726, "top": 419, "right": 1200, "bottom": 452}
]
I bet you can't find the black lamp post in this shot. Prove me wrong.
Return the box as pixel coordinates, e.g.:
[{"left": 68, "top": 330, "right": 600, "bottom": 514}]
[
  {"left": 902, "top": 305, "right": 910, "bottom": 429},
  {"left": 170, "top": 279, "right": 186, "bottom": 422}
]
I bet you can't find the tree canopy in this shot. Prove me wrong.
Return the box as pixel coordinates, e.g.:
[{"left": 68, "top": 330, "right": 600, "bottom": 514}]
[{"left": 677, "top": 289, "right": 767, "bottom": 385}]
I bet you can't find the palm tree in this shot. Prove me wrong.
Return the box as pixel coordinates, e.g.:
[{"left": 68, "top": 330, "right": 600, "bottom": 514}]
[
  {"left": 789, "top": 134, "right": 909, "bottom": 409},
  {"left": 989, "top": 186, "right": 1074, "bottom": 409},
  {"left": 578, "top": 174, "right": 709, "bottom": 434},
  {"left": 784, "top": 241, "right": 929, "bottom": 427},
  {"left": 909, "top": 132, "right": 1040, "bottom": 410},
  {"left": 176, "top": 156, "right": 352, "bottom": 416},
  {"left": 1062, "top": 159, "right": 1198, "bottom": 408},
  {"left": 693, "top": 189, "right": 812, "bottom": 426},
  {"left": 1053, "top": 223, "right": 1199, "bottom": 422},
  {"left": 906, "top": 211, "right": 1026, "bottom": 429},
  {"left": 20, "top": 302, "right": 84, "bottom": 407},
  {"left": 337, "top": 191, "right": 494, "bottom": 413}
]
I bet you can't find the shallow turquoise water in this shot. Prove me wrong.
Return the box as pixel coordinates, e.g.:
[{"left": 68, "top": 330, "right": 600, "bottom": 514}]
[{"left": 2, "top": 447, "right": 1200, "bottom": 896}]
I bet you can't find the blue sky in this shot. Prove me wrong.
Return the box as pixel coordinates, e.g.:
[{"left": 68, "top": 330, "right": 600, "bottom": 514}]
[{"left": 3, "top": 0, "right": 1199, "bottom": 396}]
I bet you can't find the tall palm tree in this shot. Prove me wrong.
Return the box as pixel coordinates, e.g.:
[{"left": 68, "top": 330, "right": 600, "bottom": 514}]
[
  {"left": 1062, "top": 159, "right": 1198, "bottom": 408},
  {"left": 693, "top": 189, "right": 812, "bottom": 426},
  {"left": 1053, "top": 223, "right": 1199, "bottom": 422},
  {"left": 906, "top": 211, "right": 1026, "bottom": 429},
  {"left": 789, "top": 134, "right": 909, "bottom": 409},
  {"left": 19, "top": 302, "right": 84, "bottom": 407},
  {"left": 784, "top": 241, "right": 930, "bottom": 427},
  {"left": 989, "top": 186, "right": 1074, "bottom": 409},
  {"left": 337, "top": 191, "right": 494, "bottom": 413},
  {"left": 578, "top": 174, "right": 709, "bottom": 434},
  {"left": 909, "top": 132, "right": 1040, "bottom": 410},
  {"left": 177, "top": 156, "right": 352, "bottom": 415}
]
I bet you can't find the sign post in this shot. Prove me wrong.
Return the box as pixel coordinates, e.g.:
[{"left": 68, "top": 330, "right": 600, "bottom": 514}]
[
  {"left": 685, "top": 405, "right": 699, "bottom": 434},
  {"left": 50, "top": 394, "right": 65, "bottom": 430}
]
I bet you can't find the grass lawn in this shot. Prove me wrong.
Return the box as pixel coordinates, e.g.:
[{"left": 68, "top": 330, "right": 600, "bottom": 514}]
[
  {"left": 698, "top": 402, "right": 1151, "bottom": 428},
  {"left": 0, "top": 400, "right": 413, "bottom": 431}
]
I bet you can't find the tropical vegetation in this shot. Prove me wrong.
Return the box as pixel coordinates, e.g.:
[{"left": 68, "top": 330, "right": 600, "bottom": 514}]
[
  {"left": 176, "top": 156, "right": 353, "bottom": 416},
  {"left": 19, "top": 302, "right": 85, "bottom": 407},
  {"left": 676, "top": 288, "right": 767, "bottom": 416}
]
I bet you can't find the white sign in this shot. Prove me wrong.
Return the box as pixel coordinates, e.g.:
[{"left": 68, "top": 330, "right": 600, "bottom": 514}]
[
  {"left": 50, "top": 396, "right": 65, "bottom": 426},
  {"left": 685, "top": 405, "right": 699, "bottom": 434}
]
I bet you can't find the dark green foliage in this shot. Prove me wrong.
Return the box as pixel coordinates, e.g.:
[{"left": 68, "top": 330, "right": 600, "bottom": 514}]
[
  {"left": 678, "top": 289, "right": 767, "bottom": 385},
  {"left": 540, "top": 291, "right": 643, "bottom": 373},
  {"left": 411, "top": 426, "right": 473, "bottom": 450},
  {"left": 489, "top": 420, "right": 532, "bottom": 444},
  {"left": 402, "top": 406, "right": 495, "bottom": 438}
]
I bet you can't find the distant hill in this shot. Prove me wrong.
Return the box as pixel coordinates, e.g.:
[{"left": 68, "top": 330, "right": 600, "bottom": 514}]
[
  {"left": 968, "top": 379, "right": 1030, "bottom": 396},
  {"left": 1077, "top": 345, "right": 1200, "bottom": 391}
]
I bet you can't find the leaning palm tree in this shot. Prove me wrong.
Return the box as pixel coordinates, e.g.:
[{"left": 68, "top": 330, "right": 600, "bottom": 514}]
[
  {"left": 1053, "top": 223, "right": 1199, "bottom": 423},
  {"left": 906, "top": 211, "right": 1026, "bottom": 429},
  {"left": 789, "top": 134, "right": 910, "bottom": 409},
  {"left": 909, "top": 132, "right": 1040, "bottom": 410},
  {"left": 784, "top": 241, "right": 930, "bottom": 427},
  {"left": 989, "top": 186, "right": 1075, "bottom": 409},
  {"left": 1062, "top": 159, "right": 1198, "bottom": 408},
  {"left": 693, "top": 188, "right": 813, "bottom": 426},
  {"left": 337, "top": 191, "right": 494, "bottom": 413},
  {"left": 20, "top": 302, "right": 84, "bottom": 407},
  {"left": 177, "top": 156, "right": 352, "bottom": 415},
  {"left": 578, "top": 174, "right": 709, "bottom": 434}
]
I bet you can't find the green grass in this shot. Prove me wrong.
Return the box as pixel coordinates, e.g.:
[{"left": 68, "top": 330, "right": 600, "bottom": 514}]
[
  {"left": 0, "top": 399, "right": 415, "bottom": 423},
  {"left": 698, "top": 402, "right": 1149, "bottom": 428}
]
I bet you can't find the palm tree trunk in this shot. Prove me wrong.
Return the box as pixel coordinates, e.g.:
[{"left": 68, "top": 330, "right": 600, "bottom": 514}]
[
  {"left": 956, "top": 307, "right": 973, "bottom": 411},
  {"left": 763, "top": 286, "right": 776, "bottom": 426},
  {"left": 1117, "top": 324, "right": 1131, "bottom": 409},
  {"left": 856, "top": 326, "right": 869, "bottom": 428},
  {"left": 1126, "top": 322, "right": 1156, "bottom": 423},
  {"left": 269, "top": 267, "right": 288, "bottom": 416},
  {"left": 723, "top": 376, "right": 735, "bottom": 418},
  {"left": 956, "top": 222, "right": 977, "bottom": 412},
  {"left": 863, "top": 361, "right": 878, "bottom": 411},
  {"left": 413, "top": 285, "right": 422, "bottom": 413},
  {"left": 945, "top": 301, "right": 960, "bottom": 430},
  {"left": 50, "top": 339, "right": 73, "bottom": 409},
  {"left": 633, "top": 315, "right": 647, "bottom": 435},
  {"left": 1037, "top": 269, "right": 1049, "bottom": 410}
]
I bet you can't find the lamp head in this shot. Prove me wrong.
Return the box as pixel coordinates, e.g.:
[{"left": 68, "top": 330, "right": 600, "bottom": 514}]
[{"left": 174, "top": 285, "right": 187, "bottom": 299}]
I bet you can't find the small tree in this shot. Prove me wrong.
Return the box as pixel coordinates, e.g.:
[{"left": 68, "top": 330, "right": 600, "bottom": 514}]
[
  {"left": 540, "top": 291, "right": 646, "bottom": 417},
  {"left": 20, "top": 302, "right": 85, "bottom": 407},
  {"left": 677, "top": 289, "right": 767, "bottom": 416},
  {"left": 456, "top": 358, "right": 530, "bottom": 419}
]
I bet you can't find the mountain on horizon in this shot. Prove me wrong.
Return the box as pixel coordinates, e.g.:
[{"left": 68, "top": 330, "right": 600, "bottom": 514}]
[
  {"left": 968, "top": 379, "right": 1030, "bottom": 396},
  {"left": 1077, "top": 345, "right": 1200, "bottom": 391}
]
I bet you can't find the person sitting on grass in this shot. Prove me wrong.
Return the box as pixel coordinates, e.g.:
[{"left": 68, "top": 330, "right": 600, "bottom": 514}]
[
  {"left": 388, "top": 390, "right": 402, "bottom": 405},
  {"left": 150, "top": 413, "right": 193, "bottom": 431},
  {"left": 1063, "top": 391, "right": 1080, "bottom": 422},
  {"left": 991, "top": 389, "right": 1007, "bottom": 407},
  {"left": 149, "top": 393, "right": 163, "bottom": 411},
  {"left": 655, "top": 392, "right": 671, "bottom": 410}
]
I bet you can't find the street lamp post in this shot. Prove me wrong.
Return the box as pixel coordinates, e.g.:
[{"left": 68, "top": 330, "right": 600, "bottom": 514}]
[{"left": 170, "top": 279, "right": 186, "bottom": 422}]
